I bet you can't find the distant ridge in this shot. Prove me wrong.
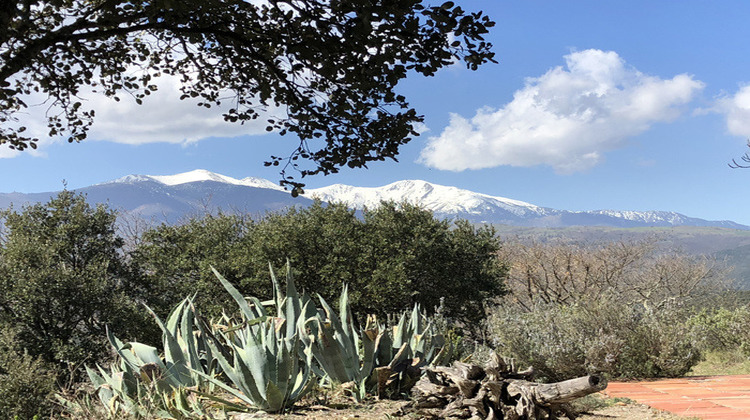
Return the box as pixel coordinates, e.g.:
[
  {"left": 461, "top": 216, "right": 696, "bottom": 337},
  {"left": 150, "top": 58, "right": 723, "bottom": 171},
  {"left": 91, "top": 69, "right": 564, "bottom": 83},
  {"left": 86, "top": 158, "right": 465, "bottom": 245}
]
[
  {"left": 0, "top": 169, "right": 745, "bottom": 230},
  {"left": 305, "top": 179, "right": 749, "bottom": 230},
  {"left": 105, "top": 169, "right": 285, "bottom": 191}
]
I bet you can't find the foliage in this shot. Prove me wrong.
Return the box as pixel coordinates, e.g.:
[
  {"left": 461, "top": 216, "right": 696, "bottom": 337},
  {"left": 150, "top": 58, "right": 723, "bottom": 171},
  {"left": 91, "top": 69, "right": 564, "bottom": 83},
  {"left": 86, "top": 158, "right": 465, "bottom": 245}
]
[
  {"left": 110, "top": 299, "right": 217, "bottom": 390},
  {"left": 1, "top": 0, "right": 495, "bottom": 191},
  {"left": 688, "top": 305, "right": 750, "bottom": 355},
  {"left": 0, "top": 190, "right": 152, "bottom": 369},
  {"left": 85, "top": 260, "right": 463, "bottom": 414},
  {"left": 688, "top": 349, "right": 750, "bottom": 376},
  {"left": 130, "top": 213, "right": 256, "bottom": 318},
  {"left": 379, "top": 304, "right": 454, "bottom": 369},
  {"left": 87, "top": 362, "right": 210, "bottom": 419},
  {"left": 246, "top": 201, "right": 362, "bottom": 305},
  {"left": 302, "top": 286, "right": 381, "bottom": 401},
  {"left": 485, "top": 299, "right": 702, "bottom": 381},
  {"left": 88, "top": 263, "right": 318, "bottom": 415},
  {"left": 361, "top": 203, "right": 506, "bottom": 325},
  {"left": 133, "top": 201, "right": 507, "bottom": 327},
  {"left": 371, "top": 304, "right": 454, "bottom": 398},
  {"left": 250, "top": 200, "right": 507, "bottom": 326},
  {"left": 0, "top": 326, "right": 57, "bottom": 419},
  {"left": 86, "top": 296, "right": 220, "bottom": 418}
]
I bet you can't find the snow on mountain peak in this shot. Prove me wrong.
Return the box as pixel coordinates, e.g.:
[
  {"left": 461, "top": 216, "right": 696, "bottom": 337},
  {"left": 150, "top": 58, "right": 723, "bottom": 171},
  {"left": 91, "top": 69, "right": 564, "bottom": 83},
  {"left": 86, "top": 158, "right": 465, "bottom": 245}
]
[
  {"left": 109, "top": 174, "right": 154, "bottom": 184},
  {"left": 306, "top": 179, "right": 546, "bottom": 217},
  {"left": 150, "top": 169, "right": 241, "bottom": 186},
  {"left": 89, "top": 171, "right": 749, "bottom": 229},
  {"left": 239, "top": 176, "right": 285, "bottom": 191},
  {"left": 109, "top": 169, "right": 285, "bottom": 191}
]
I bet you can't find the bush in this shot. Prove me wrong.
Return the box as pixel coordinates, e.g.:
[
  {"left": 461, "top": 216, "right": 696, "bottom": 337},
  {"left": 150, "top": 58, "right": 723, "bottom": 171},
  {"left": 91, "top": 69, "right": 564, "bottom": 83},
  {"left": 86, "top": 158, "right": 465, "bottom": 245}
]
[
  {"left": 499, "top": 239, "right": 729, "bottom": 312},
  {"left": 132, "top": 200, "right": 507, "bottom": 327},
  {"left": 0, "top": 191, "right": 153, "bottom": 369},
  {"left": 688, "top": 305, "right": 750, "bottom": 355},
  {"left": 130, "top": 212, "right": 255, "bottom": 318},
  {"left": 486, "top": 299, "right": 701, "bottom": 381},
  {"left": 0, "top": 326, "right": 57, "bottom": 419}
]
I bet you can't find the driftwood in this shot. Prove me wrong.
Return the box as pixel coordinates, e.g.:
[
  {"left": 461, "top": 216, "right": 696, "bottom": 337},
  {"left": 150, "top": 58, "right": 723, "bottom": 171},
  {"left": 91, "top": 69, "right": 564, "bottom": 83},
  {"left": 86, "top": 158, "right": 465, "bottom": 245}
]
[{"left": 405, "top": 352, "right": 607, "bottom": 420}]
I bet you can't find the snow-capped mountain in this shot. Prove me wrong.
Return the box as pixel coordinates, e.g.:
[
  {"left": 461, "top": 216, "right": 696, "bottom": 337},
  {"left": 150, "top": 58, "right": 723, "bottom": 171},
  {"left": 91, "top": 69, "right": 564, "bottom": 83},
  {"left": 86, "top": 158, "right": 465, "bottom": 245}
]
[
  {"left": 306, "top": 180, "right": 555, "bottom": 222},
  {"left": 105, "top": 169, "right": 285, "bottom": 191},
  {"left": 0, "top": 170, "right": 746, "bottom": 229},
  {"left": 305, "top": 179, "right": 747, "bottom": 229}
]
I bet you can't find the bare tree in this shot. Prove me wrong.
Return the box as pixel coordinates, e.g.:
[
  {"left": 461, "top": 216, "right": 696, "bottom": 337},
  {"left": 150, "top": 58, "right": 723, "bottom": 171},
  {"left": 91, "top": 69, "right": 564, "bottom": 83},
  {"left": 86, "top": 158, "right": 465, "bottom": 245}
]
[{"left": 498, "top": 238, "right": 730, "bottom": 312}]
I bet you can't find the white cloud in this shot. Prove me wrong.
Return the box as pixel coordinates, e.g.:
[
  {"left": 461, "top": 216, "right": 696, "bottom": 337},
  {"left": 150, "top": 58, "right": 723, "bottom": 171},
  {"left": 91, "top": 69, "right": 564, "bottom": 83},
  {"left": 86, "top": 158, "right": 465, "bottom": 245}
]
[
  {"left": 419, "top": 49, "right": 704, "bottom": 173},
  {"left": 7, "top": 73, "right": 280, "bottom": 152},
  {"left": 84, "top": 75, "right": 280, "bottom": 144},
  {"left": 716, "top": 85, "right": 750, "bottom": 137}
]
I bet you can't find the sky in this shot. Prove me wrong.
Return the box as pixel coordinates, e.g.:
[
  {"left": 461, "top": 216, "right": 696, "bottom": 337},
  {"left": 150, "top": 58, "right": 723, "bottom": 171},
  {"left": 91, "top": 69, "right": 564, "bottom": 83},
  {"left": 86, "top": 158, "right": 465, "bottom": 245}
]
[{"left": 5, "top": 1, "right": 750, "bottom": 224}]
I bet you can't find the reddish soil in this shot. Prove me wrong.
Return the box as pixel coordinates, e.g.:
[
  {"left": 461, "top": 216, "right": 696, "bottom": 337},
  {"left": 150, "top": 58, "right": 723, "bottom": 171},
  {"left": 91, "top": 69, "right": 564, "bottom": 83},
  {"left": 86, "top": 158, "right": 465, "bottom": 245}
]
[{"left": 605, "top": 375, "right": 750, "bottom": 419}]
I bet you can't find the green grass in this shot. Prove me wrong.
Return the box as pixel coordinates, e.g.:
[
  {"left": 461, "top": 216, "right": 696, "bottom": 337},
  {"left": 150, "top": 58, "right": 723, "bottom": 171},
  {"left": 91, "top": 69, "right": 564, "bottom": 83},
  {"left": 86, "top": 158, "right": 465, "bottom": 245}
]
[{"left": 688, "top": 349, "right": 750, "bottom": 376}]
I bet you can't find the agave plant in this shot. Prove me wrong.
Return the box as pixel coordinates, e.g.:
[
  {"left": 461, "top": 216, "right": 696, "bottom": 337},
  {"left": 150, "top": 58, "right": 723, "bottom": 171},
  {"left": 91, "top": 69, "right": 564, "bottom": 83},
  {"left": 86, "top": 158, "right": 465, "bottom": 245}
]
[
  {"left": 194, "top": 264, "right": 316, "bottom": 412},
  {"left": 300, "top": 285, "right": 383, "bottom": 401},
  {"left": 86, "top": 296, "right": 219, "bottom": 416},
  {"left": 372, "top": 304, "right": 454, "bottom": 397},
  {"left": 85, "top": 363, "right": 213, "bottom": 419}
]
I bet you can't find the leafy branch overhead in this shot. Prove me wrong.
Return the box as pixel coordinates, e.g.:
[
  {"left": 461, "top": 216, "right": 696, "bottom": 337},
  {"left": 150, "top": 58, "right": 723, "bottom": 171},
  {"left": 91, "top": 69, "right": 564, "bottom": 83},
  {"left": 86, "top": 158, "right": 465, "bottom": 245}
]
[{"left": 0, "top": 0, "right": 496, "bottom": 194}]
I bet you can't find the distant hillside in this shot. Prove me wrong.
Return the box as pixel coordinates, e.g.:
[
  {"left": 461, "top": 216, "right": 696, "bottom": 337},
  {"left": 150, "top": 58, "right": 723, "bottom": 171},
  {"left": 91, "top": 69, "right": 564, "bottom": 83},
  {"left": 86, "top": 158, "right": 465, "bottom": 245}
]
[
  {"left": 2, "top": 170, "right": 750, "bottom": 287},
  {"left": 0, "top": 169, "right": 745, "bottom": 230},
  {"left": 492, "top": 225, "right": 750, "bottom": 289},
  {"left": 1, "top": 170, "right": 749, "bottom": 287}
]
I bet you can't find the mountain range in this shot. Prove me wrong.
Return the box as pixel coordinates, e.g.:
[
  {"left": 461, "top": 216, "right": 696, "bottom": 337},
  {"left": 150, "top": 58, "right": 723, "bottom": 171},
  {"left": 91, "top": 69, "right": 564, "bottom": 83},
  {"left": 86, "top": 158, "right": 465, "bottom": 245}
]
[{"left": 0, "top": 169, "right": 746, "bottom": 230}]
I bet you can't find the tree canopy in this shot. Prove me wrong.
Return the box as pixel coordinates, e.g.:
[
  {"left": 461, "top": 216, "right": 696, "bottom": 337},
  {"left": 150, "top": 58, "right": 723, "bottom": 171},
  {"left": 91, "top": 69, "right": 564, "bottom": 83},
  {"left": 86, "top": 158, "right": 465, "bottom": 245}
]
[
  {"left": 0, "top": 191, "right": 151, "bottom": 367},
  {"left": 1, "top": 0, "right": 496, "bottom": 193},
  {"left": 132, "top": 201, "right": 507, "bottom": 326}
]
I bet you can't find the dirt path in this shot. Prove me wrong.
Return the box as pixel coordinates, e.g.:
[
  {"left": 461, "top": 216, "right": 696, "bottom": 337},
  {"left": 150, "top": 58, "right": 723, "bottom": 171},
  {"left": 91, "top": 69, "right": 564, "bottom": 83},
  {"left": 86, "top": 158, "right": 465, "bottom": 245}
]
[{"left": 604, "top": 375, "right": 750, "bottom": 419}]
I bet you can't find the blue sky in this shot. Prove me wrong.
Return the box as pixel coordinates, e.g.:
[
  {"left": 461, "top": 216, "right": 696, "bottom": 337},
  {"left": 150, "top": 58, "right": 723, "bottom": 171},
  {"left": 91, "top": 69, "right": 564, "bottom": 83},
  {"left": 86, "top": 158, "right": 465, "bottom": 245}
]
[{"left": 6, "top": 1, "right": 750, "bottom": 224}]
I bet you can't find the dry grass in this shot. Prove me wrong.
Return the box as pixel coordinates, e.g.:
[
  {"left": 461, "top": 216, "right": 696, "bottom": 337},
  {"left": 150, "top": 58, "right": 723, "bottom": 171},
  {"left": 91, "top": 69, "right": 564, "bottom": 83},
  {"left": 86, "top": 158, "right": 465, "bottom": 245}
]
[{"left": 688, "top": 349, "right": 750, "bottom": 376}]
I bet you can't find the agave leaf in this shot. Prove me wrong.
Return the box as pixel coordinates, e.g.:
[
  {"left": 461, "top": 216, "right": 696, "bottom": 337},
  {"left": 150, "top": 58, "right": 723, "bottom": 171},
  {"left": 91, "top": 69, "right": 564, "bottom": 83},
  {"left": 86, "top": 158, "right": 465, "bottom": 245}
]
[
  {"left": 387, "top": 343, "right": 411, "bottom": 370},
  {"left": 203, "top": 333, "right": 265, "bottom": 404},
  {"left": 211, "top": 266, "right": 258, "bottom": 320},
  {"left": 339, "top": 284, "right": 353, "bottom": 342},
  {"left": 244, "top": 339, "right": 270, "bottom": 400},
  {"left": 316, "top": 294, "right": 358, "bottom": 374},
  {"left": 87, "top": 365, "right": 116, "bottom": 409},
  {"left": 264, "top": 380, "right": 286, "bottom": 412},
  {"left": 309, "top": 317, "right": 351, "bottom": 382},
  {"left": 290, "top": 360, "right": 315, "bottom": 401},
  {"left": 86, "top": 365, "right": 106, "bottom": 388},
  {"left": 360, "top": 322, "right": 382, "bottom": 379},
  {"left": 392, "top": 312, "right": 409, "bottom": 350},
  {"left": 165, "top": 298, "right": 187, "bottom": 336},
  {"left": 232, "top": 347, "right": 265, "bottom": 403},
  {"left": 128, "top": 342, "right": 160, "bottom": 365},
  {"left": 142, "top": 303, "right": 193, "bottom": 385},
  {"left": 179, "top": 298, "right": 204, "bottom": 376},
  {"left": 193, "top": 388, "right": 249, "bottom": 412},
  {"left": 192, "top": 370, "right": 255, "bottom": 408},
  {"left": 269, "top": 262, "right": 285, "bottom": 318},
  {"left": 284, "top": 264, "right": 303, "bottom": 339},
  {"left": 106, "top": 328, "right": 140, "bottom": 371}
]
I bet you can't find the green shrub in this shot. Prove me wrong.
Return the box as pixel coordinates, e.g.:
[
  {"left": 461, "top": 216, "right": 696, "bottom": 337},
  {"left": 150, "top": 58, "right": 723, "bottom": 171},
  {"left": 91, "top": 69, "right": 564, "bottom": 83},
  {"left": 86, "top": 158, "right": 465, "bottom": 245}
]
[
  {"left": 688, "top": 305, "right": 750, "bottom": 356},
  {"left": 0, "top": 327, "right": 57, "bottom": 419},
  {"left": 130, "top": 212, "right": 255, "bottom": 318},
  {"left": 132, "top": 200, "right": 507, "bottom": 327},
  {"left": 486, "top": 300, "right": 701, "bottom": 381},
  {"left": 0, "top": 191, "right": 154, "bottom": 370}
]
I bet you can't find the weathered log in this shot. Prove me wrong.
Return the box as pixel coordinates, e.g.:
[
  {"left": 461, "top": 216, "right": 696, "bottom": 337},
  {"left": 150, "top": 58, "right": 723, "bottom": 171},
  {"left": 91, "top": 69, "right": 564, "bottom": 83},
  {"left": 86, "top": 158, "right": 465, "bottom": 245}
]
[
  {"left": 407, "top": 352, "right": 608, "bottom": 419},
  {"left": 534, "top": 375, "right": 607, "bottom": 405}
]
